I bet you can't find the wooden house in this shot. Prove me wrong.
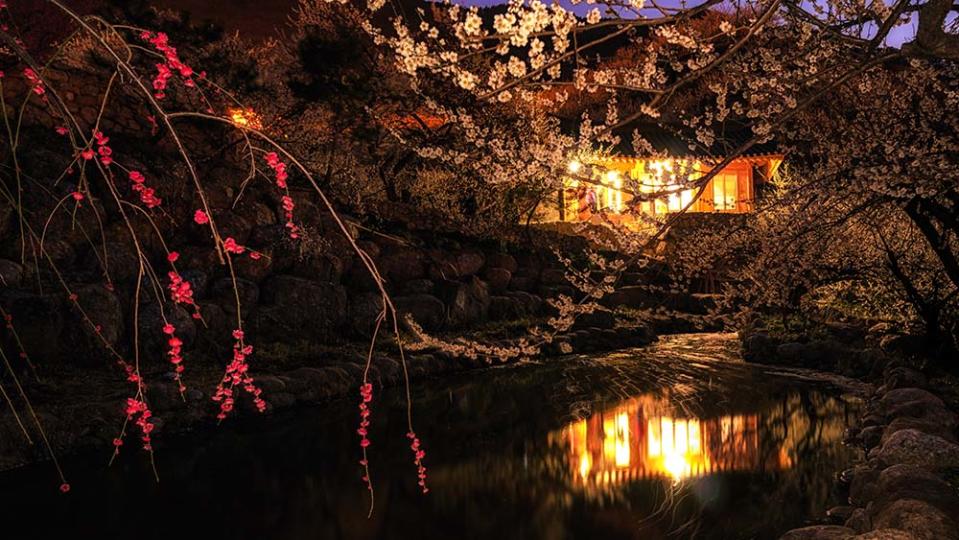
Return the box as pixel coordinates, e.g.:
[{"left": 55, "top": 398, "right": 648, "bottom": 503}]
[{"left": 537, "top": 127, "right": 784, "bottom": 229}]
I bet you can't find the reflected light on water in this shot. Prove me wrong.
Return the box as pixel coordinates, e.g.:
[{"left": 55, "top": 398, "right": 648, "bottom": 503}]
[{"left": 556, "top": 393, "right": 792, "bottom": 486}]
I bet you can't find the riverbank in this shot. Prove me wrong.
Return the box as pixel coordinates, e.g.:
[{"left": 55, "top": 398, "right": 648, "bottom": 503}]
[
  {"left": 742, "top": 327, "right": 959, "bottom": 539},
  {"left": 0, "top": 310, "right": 670, "bottom": 473}
]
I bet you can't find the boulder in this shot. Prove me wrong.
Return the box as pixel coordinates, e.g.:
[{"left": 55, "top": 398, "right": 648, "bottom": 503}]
[
  {"left": 879, "top": 388, "right": 956, "bottom": 426},
  {"left": 370, "top": 355, "right": 402, "bottom": 383},
  {"left": 348, "top": 292, "right": 384, "bottom": 338},
  {"left": 879, "top": 334, "right": 927, "bottom": 355},
  {"left": 195, "top": 302, "right": 231, "bottom": 343},
  {"left": 540, "top": 268, "right": 568, "bottom": 286},
  {"left": 69, "top": 283, "right": 124, "bottom": 352},
  {"left": 872, "top": 464, "right": 959, "bottom": 517},
  {"left": 395, "top": 294, "right": 446, "bottom": 331},
  {"left": 247, "top": 224, "right": 297, "bottom": 273},
  {"left": 484, "top": 267, "right": 512, "bottom": 293},
  {"left": 861, "top": 425, "right": 884, "bottom": 448},
  {"left": 241, "top": 201, "right": 278, "bottom": 227},
  {"left": 402, "top": 279, "right": 435, "bottom": 295},
  {"left": 427, "top": 256, "right": 459, "bottom": 282},
  {"left": 381, "top": 248, "right": 426, "bottom": 283},
  {"left": 214, "top": 212, "right": 253, "bottom": 244},
  {"left": 742, "top": 331, "right": 778, "bottom": 363},
  {"left": 0, "top": 290, "right": 64, "bottom": 362},
  {"left": 255, "top": 375, "right": 287, "bottom": 394},
  {"left": 838, "top": 348, "right": 881, "bottom": 378},
  {"left": 146, "top": 381, "right": 185, "bottom": 413},
  {"left": 233, "top": 250, "right": 274, "bottom": 283},
  {"left": 41, "top": 238, "right": 76, "bottom": 267},
  {"left": 344, "top": 255, "right": 382, "bottom": 292},
  {"left": 827, "top": 506, "right": 855, "bottom": 523},
  {"left": 850, "top": 531, "right": 918, "bottom": 539},
  {"left": 177, "top": 244, "right": 222, "bottom": 275},
  {"left": 355, "top": 240, "right": 381, "bottom": 259},
  {"left": 0, "top": 258, "right": 23, "bottom": 287},
  {"left": 92, "top": 241, "right": 139, "bottom": 283},
  {"left": 505, "top": 291, "right": 543, "bottom": 315},
  {"left": 872, "top": 499, "right": 959, "bottom": 540},
  {"left": 508, "top": 275, "right": 537, "bottom": 292},
  {"left": 572, "top": 308, "right": 616, "bottom": 330},
  {"left": 879, "top": 388, "right": 945, "bottom": 414},
  {"left": 485, "top": 252, "right": 517, "bottom": 273},
  {"left": 178, "top": 269, "right": 210, "bottom": 300},
  {"left": 210, "top": 277, "right": 260, "bottom": 314},
  {"left": 776, "top": 342, "right": 806, "bottom": 365},
  {"left": 437, "top": 277, "right": 490, "bottom": 327},
  {"left": 489, "top": 295, "right": 525, "bottom": 321},
  {"left": 884, "top": 367, "right": 927, "bottom": 390},
  {"left": 779, "top": 525, "right": 856, "bottom": 539},
  {"left": 881, "top": 416, "right": 957, "bottom": 444},
  {"left": 454, "top": 250, "right": 485, "bottom": 277},
  {"left": 848, "top": 465, "right": 881, "bottom": 505},
  {"left": 845, "top": 508, "right": 871, "bottom": 533},
  {"left": 255, "top": 275, "right": 347, "bottom": 342},
  {"left": 602, "top": 285, "right": 655, "bottom": 309},
  {"left": 136, "top": 303, "right": 197, "bottom": 361},
  {"left": 291, "top": 252, "right": 346, "bottom": 284},
  {"left": 873, "top": 429, "right": 959, "bottom": 468}
]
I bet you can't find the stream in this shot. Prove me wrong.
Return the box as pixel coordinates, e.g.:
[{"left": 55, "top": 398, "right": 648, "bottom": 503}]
[{"left": 0, "top": 333, "right": 864, "bottom": 539}]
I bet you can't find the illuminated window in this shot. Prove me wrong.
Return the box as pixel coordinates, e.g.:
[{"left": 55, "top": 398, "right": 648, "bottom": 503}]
[
  {"left": 713, "top": 173, "right": 738, "bottom": 211},
  {"left": 605, "top": 171, "right": 623, "bottom": 212}
]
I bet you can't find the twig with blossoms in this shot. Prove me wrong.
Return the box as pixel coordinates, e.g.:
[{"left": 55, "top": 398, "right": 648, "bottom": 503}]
[
  {"left": 212, "top": 329, "right": 266, "bottom": 420},
  {"left": 140, "top": 31, "right": 197, "bottom": 99},
  {"left": 167, "top": 110, "right": 431, "bottom": 501},
  {"left": 264, "top": 151, "right": 301, "bottom": 239},
  {"left": 358, "top": 308, "right": 385, "bottom": 517}
]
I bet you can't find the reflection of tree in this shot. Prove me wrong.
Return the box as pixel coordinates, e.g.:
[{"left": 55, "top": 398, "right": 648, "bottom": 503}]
[{"left": 0, "top": 335, "right": 862, "bottom": 539}]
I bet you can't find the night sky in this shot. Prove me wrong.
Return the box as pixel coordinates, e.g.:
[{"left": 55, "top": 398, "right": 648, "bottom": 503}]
[
  {"left": 24, "top": 0, "right": 916, "bottom": 46},
  {"left": 148, "top": 0, "right": 919, "bottom": 46}
]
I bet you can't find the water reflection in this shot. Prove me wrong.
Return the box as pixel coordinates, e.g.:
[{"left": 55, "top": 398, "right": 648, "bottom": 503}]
[
  {"left": 555, "top": 392, "right": 805, "bottom": 486},
  {"left": 0, "top": 335, "right": 862, "bottom": 540}
]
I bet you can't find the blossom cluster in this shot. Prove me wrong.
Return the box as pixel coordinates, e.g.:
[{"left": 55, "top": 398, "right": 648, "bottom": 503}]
[
  {"left": 264, "top": 153, "right": 301, "bottom": 239},
  {"left": 92, "top": 130, "right": 112, "bottom": 166},
  {"left": 264, "top": 152, "right": 288, "bottom": 188},
  {"left": 221, "top": 237, "right": 263, "bottom": 260},
  {"left": 162, "top": 323, "right": 186, "bottom": 393},
  {"left": 167, "top": 271, "right": 200, "bottom": 319},
  {"left": 407, "top": 431, "right": 428, "bottom": 493},
  {"left": 212, "top": 329, "right": 266, "bottom": 420},
  {"left": 125, "top": 398, "right": 155, "bottom": 451},
  {"left": 140, "top": 31, "right": 196, "bottom": 99},
  {"left": 281, "top": 196, "right": 300, "bottom": 239},
  {"left": 357, "top": 382, "right": 373, "bottom": 490},
  {"left": 23, "top": 68, "right": 44, "bottom": 96},
  {"left": 128, "top": 170, "right": 161, "bottom": 208}
]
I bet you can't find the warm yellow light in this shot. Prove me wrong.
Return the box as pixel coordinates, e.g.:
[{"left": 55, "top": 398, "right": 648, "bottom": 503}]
[
  {"left": 229, "top": 108, "right": 262, "bottom": 129},
  {"left": 602, "top": 170, "right": 624, "bottom": 212},
  {"left": 614, "top": 412, "right": 630, "bottom": 468},
  {"left": 663, "top": 452, "right": 692, "bottom": 483},
  {"left": 579, "top": 452, "right": 592, "bottom": 479},
  {"left": 568, "top": 160, "right": 582, "bottom": 174}
]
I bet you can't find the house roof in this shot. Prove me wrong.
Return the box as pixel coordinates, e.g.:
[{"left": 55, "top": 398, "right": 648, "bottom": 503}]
[{"left": 619, "top": 123, "right": 781, "bottom": 160}]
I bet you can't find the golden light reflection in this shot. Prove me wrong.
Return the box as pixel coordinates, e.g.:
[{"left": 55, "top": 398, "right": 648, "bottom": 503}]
[
  {"left": 229, "top": 107, "right": 262, "bottom": 129},
  {"left": 553, "top": 394, "right": 782, "bottom": 487}
]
